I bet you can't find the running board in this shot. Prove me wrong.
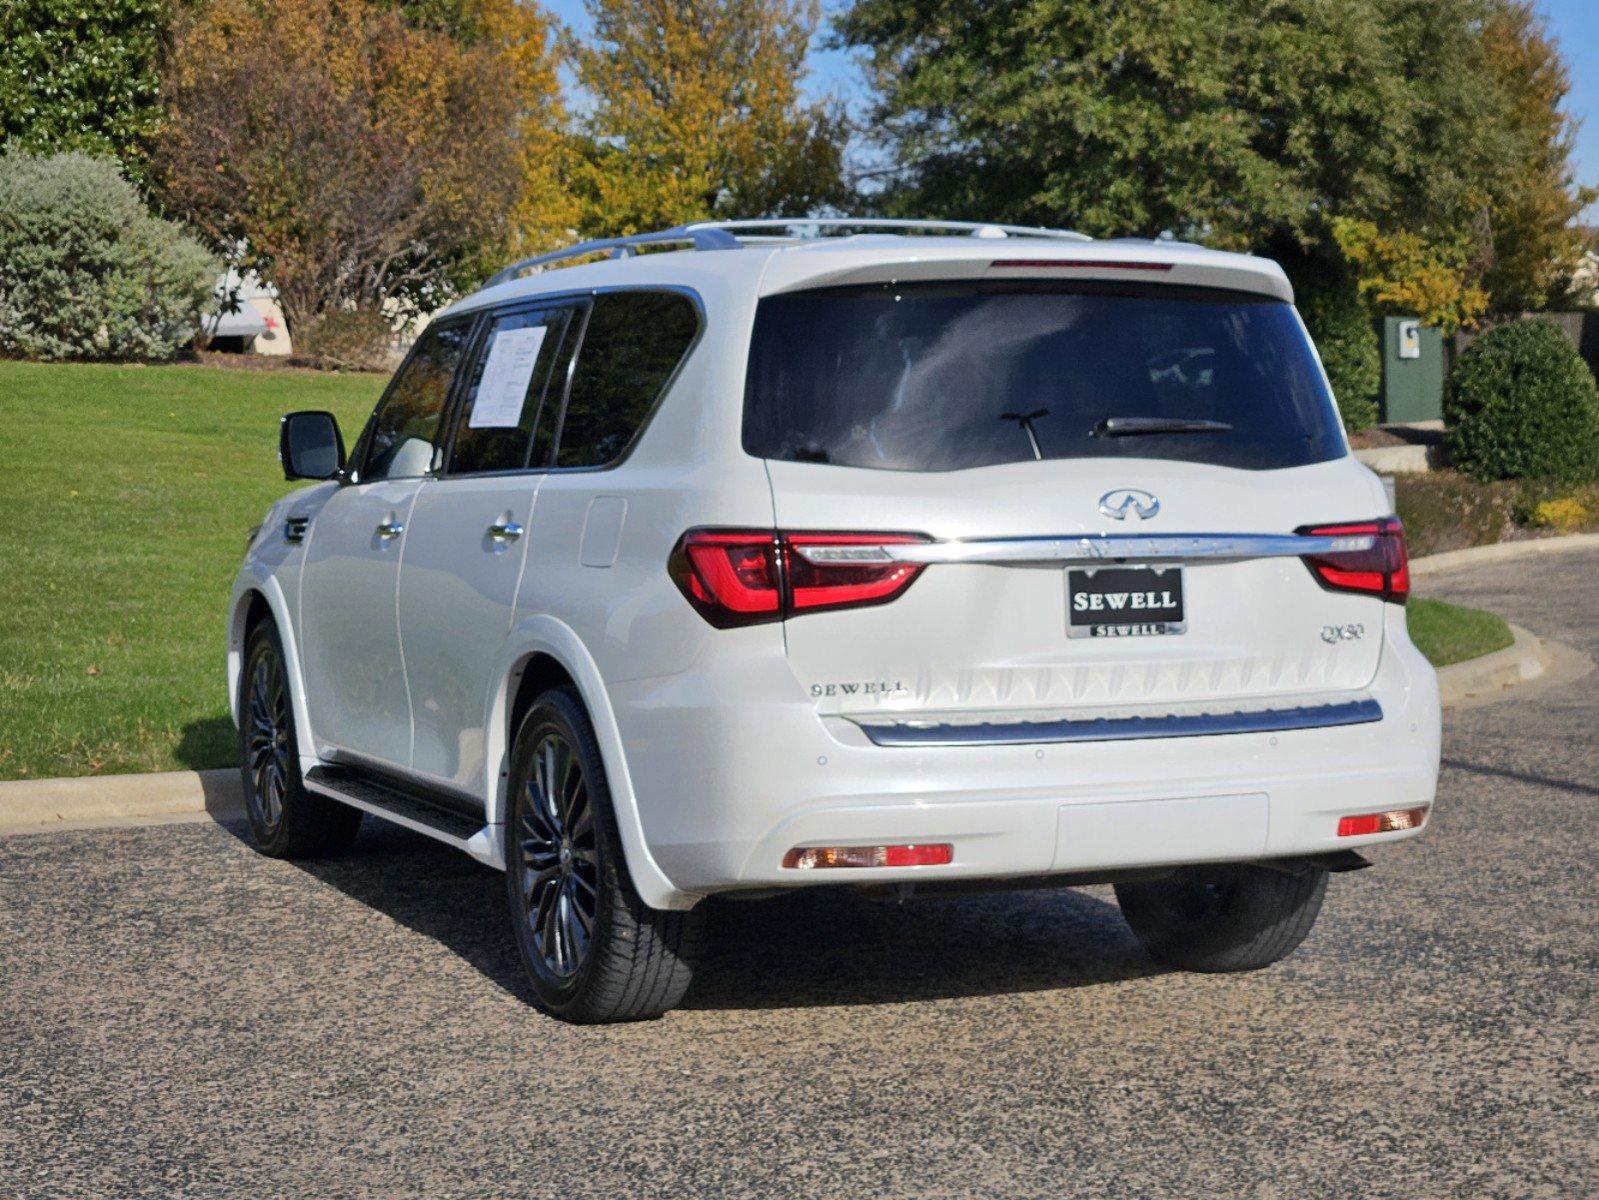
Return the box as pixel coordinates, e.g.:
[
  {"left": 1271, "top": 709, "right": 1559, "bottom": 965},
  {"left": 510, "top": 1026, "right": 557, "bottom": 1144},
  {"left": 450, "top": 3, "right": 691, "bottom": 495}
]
[
  {"left": 853, "top": 698, "right": 1384, "bottom": 748},
  {"left": 303, "top": 765, "right": 484, "bottom": 847}
]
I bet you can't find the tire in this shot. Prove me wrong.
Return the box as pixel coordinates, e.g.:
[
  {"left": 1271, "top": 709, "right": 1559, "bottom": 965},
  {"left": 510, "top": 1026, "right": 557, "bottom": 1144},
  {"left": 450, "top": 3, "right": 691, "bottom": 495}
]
[
  {"left": 1114, "top": 862, "right": 1328, "bottom": 973},
  {"left": 238, "top": 619, "right": 362, "bottom": 858},
  {"left": 505, "top": 687, "right": 703, "bottom": 1023}
]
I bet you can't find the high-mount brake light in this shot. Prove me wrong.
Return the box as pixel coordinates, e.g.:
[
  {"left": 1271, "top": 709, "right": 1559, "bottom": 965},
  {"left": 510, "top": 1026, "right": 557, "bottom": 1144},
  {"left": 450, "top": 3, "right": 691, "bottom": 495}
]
[
  {"left": 1296, "top": 517, "right": 1410, "bottom": 604},
  {"left": 669, "top": 529, "right": 929, "bottom": 628},
  {"left": 990, "top": 259, "right": 1174, "bottom": 271},
  {"left": 782, "top": 843, "right": 954, "bottom": 870},
  {"left": 1337, "top": 806, "right": 1430, "bottom": 837}
]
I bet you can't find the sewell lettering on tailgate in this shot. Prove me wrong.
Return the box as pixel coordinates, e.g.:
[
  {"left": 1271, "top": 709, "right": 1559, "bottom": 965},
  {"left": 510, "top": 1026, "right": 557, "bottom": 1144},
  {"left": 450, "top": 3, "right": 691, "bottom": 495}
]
[{"left": 810, "top": 679, "right": 908, "bottom": 700}]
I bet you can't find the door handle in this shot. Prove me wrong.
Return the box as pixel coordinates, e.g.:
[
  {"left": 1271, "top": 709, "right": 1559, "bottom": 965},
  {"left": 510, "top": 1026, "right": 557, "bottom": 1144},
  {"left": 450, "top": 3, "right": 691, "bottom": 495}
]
[
  {"left": 487, "top": 520, "right": 524, "bottom": 542},
  {"left": 375, "top": 519, "right": 405, "bottom": 540}
]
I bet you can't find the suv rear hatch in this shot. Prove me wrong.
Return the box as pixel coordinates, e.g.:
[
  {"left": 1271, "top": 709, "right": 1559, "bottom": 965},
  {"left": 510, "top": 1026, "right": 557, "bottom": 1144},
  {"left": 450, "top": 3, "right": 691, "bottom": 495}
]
[{"left": 737, "top": 277, "right": 1404, "bottom": 731}]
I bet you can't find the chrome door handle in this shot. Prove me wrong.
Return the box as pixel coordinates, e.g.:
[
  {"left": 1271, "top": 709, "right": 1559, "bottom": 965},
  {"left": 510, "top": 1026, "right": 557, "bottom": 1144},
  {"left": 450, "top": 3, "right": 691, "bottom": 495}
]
[
  {"left": 487, "top": 520, "right": 524, "bottom": 542},
  {"left": 375, "top": 519, "right": 405, "bottom": 540}
]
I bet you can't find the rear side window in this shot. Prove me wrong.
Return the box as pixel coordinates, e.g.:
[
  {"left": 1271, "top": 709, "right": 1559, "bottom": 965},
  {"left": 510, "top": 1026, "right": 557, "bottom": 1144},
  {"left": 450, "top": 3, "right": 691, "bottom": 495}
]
[
  {"left": 447, "top": 306, "right": 574, "bottom": 475},
  {"left": 361, "top": 321, "right": 470, "bottom": 481},
  {"left": 742, "top": 282, "right": 1345, "bottom": 472},
  {"left": 555, "top": 291, "right": 699, "bottom": 468}
]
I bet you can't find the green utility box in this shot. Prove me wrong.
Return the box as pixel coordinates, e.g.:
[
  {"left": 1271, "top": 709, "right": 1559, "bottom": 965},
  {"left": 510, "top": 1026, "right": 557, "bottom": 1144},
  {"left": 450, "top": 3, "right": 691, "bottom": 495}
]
[{"left": 1381, "top": 316, "right": 1445, "bottom": 423}]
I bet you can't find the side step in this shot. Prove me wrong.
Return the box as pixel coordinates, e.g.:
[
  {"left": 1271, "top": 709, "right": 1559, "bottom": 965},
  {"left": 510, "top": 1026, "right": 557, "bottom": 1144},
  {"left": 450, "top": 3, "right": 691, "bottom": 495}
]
[{"left": 304, "top": 765, "right": 484, "bottom": 847}]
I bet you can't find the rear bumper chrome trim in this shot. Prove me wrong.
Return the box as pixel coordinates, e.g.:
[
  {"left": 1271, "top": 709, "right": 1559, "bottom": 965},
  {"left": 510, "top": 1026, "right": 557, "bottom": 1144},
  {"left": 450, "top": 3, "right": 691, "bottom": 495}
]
[
  {"left": 794, "top": 531, "right": 1374, "bottom": 567},
  {"left": 853, "top": 698, "right": 1384, "bottom": 748}
]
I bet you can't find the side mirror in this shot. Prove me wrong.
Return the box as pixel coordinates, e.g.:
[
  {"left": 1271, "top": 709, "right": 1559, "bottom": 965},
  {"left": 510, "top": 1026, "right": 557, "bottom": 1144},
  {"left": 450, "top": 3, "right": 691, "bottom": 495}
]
[{"left": 280, "top": 410, "right": 345, "bottom": 481}]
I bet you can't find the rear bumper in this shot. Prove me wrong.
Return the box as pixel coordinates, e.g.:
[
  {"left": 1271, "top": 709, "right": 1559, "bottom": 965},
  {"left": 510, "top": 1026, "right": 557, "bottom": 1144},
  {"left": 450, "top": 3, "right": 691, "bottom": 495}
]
[{"left": 609, "top": 615, "right": 1440, "bottom": 899}]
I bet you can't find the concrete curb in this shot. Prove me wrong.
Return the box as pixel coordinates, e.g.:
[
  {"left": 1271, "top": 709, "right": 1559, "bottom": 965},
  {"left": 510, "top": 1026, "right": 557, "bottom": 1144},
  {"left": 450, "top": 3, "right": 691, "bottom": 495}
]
[
  {"left": 1411, "top": 532, "right": 1599, "bottom": 577},
  {"left": 0, "top": 769, "right": 242, "bottom": 837},
  {"left": 1435, "top": 623, "right": 1549, "bottom": 708}
]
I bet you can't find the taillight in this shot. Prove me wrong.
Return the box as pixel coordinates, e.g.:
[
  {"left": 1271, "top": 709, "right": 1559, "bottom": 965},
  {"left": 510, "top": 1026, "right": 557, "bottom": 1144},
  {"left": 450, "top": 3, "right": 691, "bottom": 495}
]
[
  {"left": 1296, "top": 517, "right": 1409, "bottom": 604},
  {"left": 1337, "top": 806, "right": 1429, "bottom": 837},
  {"left": 782, "top": 843, "right": 953, "bottom": 869},
  {"left": 785, "top": 532, "right": 926, "bottom": 612},
  {"left": 668, "top": 528, "right": 928, "bottom": 628},
  {"left": 667, "top": 530, "right": 782, "bottom": 628}
]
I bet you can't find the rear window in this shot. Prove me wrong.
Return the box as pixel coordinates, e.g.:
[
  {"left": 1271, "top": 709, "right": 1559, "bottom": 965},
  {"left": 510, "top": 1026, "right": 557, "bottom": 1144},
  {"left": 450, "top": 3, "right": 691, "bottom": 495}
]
[
  {"left": 742, "top": 281, "right": 1345, "bottom": 472},
  {"left": 556, "top": 291, "right": 700, "bottom": 468}
]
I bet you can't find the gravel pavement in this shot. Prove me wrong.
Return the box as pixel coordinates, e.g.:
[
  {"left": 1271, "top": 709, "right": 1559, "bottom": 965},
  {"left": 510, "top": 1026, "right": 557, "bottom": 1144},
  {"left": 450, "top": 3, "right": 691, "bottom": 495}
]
[{"left": 2, "top": 550, "right": 1596, "bottom": 1199}]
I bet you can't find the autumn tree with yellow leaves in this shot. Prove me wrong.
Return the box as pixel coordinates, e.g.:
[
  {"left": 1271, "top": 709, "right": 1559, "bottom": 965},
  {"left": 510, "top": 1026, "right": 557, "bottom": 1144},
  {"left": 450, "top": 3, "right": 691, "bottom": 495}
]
[
  {"left": 565, "top": 0, "right": 847, "bottom": 237},
  {"left": 155, "top": 0, "right": 571, "bottom": 339}
]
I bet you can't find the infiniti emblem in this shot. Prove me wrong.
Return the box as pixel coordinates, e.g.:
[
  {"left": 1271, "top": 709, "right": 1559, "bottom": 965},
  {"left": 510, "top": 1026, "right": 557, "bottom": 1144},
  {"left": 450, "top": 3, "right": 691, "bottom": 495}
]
[{"left": 1098, "top": 488, "right": 1160, "bottom": 521}]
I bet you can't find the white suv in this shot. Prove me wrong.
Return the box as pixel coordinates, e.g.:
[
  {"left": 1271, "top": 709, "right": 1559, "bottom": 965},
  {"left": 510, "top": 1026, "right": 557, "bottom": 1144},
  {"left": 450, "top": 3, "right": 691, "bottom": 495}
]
[{"left": 231, "top": 219, "right": 1440, "bottom": 1022}]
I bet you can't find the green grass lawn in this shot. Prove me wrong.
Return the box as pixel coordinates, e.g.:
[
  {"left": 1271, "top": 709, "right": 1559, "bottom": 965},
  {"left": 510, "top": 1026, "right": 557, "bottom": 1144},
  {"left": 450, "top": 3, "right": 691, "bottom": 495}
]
[
  {"left": 1405, "top": 596, "right": 1515, "bottom": 668},
  {"left": 0, "top": 358, "right": 1519, "bottom": 781},
  {"left": 0, "top": 360, "right": 381, "bottom": 780}
]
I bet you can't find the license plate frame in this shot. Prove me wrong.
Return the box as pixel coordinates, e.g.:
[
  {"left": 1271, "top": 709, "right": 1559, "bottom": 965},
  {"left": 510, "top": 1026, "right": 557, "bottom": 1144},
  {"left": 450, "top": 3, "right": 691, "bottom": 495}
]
[{"left": 1067, "top": 564, "right": 1186, "bottom": 639}]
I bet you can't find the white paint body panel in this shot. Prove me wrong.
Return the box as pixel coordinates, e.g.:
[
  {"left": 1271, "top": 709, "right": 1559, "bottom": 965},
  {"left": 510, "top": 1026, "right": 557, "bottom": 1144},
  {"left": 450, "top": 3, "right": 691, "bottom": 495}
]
[
  {"left": 297, "top": 480, "right": 420, "bottom": 766},
  {"left": 770, "top": 456, "right": 1388, "bottom": 718},
  {"left": 398, "top": 474, "right": 541, "bottom": 796},
  {"left": 232, "top": 234, "right": 1441, "bottom": 910}
]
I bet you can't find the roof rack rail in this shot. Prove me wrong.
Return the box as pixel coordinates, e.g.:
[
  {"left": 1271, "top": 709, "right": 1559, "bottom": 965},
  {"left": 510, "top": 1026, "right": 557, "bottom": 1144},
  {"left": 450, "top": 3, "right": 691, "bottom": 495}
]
[
  {"left": 672, "top": 217, "right": 1093, "bottom": 242},
  {"left": 483, "top": 227, "right": 741, "bottom": 288},
  {"left": 483, "top": 216, "right": 1092, "bottom": 288}
]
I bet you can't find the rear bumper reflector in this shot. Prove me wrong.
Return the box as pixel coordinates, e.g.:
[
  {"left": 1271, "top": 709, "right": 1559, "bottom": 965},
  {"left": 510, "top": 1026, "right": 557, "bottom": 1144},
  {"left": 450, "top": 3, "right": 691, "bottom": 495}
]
[{"left": 853, "top": 698, "right": 1384, "bottom": 748}]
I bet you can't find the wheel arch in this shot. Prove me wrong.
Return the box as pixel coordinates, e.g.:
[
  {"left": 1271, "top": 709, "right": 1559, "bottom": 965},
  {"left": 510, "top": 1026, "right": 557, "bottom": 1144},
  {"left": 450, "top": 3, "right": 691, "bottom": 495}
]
[
  {"left": 485, "top": 616, "right": 699, "bottom": 911},
  {"left": 227, "top": 572, "right": 320, "bottom": 771}
]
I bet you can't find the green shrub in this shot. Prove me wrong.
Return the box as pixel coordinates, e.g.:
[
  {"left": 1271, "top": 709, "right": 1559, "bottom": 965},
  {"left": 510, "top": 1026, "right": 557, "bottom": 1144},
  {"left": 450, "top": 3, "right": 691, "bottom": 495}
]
[
  {"left": 1299, "top": 283, "right": 1381, "bottom": 432},
  {"left": 293, "top": 310, "right": 399, "bottom": 373},
  {"left": 0, "top": 151, "right": 216, "bottom": 361},
  {"left": 0, "top": 0, "right": 165, "bottom": 182},
  {"left": 1444, "top": 318, "right": 1599, "bottom": 484},
  {"left": 1394, "top": 471, "right": 1517, "bottom": 556}
]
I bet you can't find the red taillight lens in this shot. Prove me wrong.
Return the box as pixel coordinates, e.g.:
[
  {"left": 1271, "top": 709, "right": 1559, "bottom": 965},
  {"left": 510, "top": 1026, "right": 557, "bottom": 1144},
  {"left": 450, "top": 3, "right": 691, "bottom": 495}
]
[
  {"left": 1337, "top": 806, "right": 1429, "bottom": 837},
  {"left": 785, "top": 532, "right": 927, "bottom": 613},
  {"left": 782, "top": 843, "right": 953, "bottom": 869},
  {"left": 669, "top": 529, "right": 928, "bottom": 627},
  {"left": 1296, "top": 517, "right": 1409, "bottom": 604},
  {"left": 667, "top": 530, "right": 782, "bottom": 628}
]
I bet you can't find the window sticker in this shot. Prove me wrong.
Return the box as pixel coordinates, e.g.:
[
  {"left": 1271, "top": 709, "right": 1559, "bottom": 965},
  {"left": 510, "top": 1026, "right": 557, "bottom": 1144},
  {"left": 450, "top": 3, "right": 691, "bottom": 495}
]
[{"left": 468, "top": 324, "right": 549, "bottom": 428}]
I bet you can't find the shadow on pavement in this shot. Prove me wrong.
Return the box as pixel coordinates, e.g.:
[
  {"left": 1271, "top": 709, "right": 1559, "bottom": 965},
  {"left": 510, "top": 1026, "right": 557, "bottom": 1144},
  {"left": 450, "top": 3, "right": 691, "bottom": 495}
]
[
  {"left": 683, "top": 885, "right": 1161, "bottom": 1011},
  {"left": 218, "top": 816, "right": 1162, "bottom": 1012},
  {"left": 1443, "top": 757, "right": 1599, "bottom": 798}
]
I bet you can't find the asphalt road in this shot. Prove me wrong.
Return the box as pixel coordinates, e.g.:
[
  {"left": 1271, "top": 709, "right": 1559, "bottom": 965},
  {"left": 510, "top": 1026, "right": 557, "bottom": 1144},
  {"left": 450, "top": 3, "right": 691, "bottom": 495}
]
[{"left": 3, "top": 550, "right": 1597, "bottom": 1200}]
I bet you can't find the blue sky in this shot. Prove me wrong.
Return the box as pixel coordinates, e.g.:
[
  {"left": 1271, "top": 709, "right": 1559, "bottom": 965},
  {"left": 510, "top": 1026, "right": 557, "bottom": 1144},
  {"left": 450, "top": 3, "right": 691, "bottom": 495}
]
[{"left": 544, "top": 0, "right": 1598, "bottom": 219}]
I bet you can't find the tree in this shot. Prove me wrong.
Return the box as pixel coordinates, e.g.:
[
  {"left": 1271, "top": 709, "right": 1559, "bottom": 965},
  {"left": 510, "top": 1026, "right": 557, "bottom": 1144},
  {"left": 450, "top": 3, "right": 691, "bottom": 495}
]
[
  {"left": 154, "top": 0, "right": 538, "bottom": 335},
  {"left": 566, "top": 0, "right": 847, "bottom": 237},
  {"left": 836, "top": 0, "right": 1588, "bottom": 305},
  {"left": 386, "top": 0, "right": 578, "bottom": 255},
  {"left": 1332, "top": 217, "right": 1488, "bottom": 335},
  {"left": 0, "top": 0, "right": 166, "bottom": 184},
  {"left": 1476, "top": 1, "right": 1597, "bottom": 311}
]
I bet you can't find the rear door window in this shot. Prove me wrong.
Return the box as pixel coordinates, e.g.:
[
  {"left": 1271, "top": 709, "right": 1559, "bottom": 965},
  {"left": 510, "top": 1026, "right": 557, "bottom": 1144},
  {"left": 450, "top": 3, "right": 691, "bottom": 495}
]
[
  {"left": 742, "top": 281, "right": 1345, "bottom": 472},
  {"left": 554, "top": 291, "right": 699, "bottom": 469},
  {"left": 447, "top": 305, "right": 575, "bottom": 475}
]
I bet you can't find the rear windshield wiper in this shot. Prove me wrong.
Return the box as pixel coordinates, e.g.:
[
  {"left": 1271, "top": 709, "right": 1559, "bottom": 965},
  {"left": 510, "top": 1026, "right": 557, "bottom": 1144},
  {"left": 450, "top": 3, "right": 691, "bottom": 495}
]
[
  {"left": 1092, "top": 417, "right": 1233, "bottom": 438},
  {"left": 1000, "top": 408, "right": 1050, "bottom": 460}
]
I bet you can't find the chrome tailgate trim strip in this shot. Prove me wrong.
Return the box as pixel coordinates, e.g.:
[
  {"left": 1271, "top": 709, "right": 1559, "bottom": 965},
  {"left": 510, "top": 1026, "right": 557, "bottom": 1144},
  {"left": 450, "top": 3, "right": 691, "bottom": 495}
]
[
  {"left": 793, "top": 532, "right": 1373, "bottom": 566},
  {"left": 853, "top": 698, "right": 1384, "bottom": 748}
]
